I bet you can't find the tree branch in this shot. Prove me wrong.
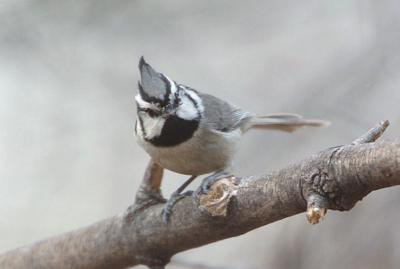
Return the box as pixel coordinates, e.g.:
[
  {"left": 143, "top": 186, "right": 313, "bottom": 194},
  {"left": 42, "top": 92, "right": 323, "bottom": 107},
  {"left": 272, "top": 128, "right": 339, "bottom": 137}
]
[{"left": 1, "top": 121, "right": 399, "bottom": 269}]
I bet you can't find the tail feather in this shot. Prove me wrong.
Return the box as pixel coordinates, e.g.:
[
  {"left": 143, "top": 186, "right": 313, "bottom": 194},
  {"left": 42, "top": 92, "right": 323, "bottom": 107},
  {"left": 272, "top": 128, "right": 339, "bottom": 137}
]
[{"left": 248, "top": 113, "right": 329, "bottom": 133}]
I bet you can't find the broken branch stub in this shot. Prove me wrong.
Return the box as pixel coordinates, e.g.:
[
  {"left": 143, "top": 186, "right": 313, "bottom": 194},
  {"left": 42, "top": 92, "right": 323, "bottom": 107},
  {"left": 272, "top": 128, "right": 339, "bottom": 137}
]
[{"left": 305, "top": 120, "right": 390, "bottom": 224}]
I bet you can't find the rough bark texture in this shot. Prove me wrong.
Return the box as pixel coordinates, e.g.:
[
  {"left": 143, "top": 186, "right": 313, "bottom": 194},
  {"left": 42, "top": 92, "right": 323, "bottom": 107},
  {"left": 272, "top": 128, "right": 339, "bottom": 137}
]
[{"left": 1, "top": 121, "right": 399, "bottom": 269}]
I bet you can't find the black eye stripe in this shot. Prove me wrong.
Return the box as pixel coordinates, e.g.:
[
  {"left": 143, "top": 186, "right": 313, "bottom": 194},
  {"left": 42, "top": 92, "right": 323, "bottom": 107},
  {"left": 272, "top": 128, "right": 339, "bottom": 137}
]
[
  {"left": 138, "top": 107, "right": 161, "bottom": 118},
  {"left": 173, "top": 85, "right": 181, "bottom": 108},
  {"left": 159, "top": 75, "right": 171, "bottom": 107}
]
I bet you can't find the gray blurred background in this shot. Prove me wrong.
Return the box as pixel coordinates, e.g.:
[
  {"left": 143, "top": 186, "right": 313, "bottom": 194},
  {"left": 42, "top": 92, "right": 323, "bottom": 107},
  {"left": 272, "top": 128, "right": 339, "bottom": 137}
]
[{"left": 1, "top": 1, "right": 400, "bottom": 268}]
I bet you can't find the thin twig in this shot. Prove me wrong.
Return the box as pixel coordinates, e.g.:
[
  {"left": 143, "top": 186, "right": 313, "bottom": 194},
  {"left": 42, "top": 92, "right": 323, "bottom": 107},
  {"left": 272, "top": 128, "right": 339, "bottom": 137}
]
[{"left": 352, "top": 120, "right": 389, "bottom": 145}]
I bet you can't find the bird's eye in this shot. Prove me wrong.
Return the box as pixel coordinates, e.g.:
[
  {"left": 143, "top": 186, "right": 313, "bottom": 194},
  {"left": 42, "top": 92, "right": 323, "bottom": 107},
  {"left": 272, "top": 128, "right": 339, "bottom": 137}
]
[{"left": 142, "top": 108, "right": 159, "bottom": 117}]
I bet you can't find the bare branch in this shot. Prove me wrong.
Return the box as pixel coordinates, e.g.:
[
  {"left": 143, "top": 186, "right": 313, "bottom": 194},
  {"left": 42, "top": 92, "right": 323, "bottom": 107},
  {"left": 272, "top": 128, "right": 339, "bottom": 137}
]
[{"left": 1, "top": 122, "right": 399, "bottom": 268}]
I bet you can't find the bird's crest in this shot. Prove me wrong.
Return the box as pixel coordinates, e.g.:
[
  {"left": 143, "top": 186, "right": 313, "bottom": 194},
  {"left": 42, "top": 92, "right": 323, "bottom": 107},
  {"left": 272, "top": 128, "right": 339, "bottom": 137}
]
[{"left": 138, "top": 57, "right": 171, "bottom": 107}]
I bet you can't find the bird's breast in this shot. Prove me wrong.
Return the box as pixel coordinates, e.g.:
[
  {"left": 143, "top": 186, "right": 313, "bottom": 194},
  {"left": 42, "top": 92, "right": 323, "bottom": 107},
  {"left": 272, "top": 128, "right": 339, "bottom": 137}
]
[{"left": 136, "top": 125, "right": 242, "bottom": 175}]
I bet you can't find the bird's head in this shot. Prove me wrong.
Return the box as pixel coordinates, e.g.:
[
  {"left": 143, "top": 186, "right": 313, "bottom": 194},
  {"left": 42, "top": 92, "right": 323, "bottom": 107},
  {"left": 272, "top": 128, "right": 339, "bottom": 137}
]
[
  {"left": 135, "top": 57, "right": 202, "bottom": 145},
  {"left": 136, "top": 57, "right": 180, "bottom": 118}
]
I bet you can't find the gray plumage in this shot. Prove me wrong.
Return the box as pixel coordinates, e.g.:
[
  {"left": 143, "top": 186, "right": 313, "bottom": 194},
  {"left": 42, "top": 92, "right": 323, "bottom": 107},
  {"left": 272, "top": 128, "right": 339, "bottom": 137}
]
[
  {"left": 195, "top": 90, "right": 327, "bottom": 134},
  {"left": 135, "top": 57, "right": 329, "bottom": 176},
  {"left": 138, "top": 57, "right": 169, "bottom": 104},
  {"left": 196, "top": 91, "right": 253, "bottom": 132}
]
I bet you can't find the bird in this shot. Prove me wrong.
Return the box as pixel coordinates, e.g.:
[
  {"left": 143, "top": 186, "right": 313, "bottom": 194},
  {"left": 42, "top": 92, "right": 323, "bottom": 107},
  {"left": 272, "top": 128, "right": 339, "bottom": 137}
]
[{"left": 135, "top": 57, "right": 329, "bottom": 222}]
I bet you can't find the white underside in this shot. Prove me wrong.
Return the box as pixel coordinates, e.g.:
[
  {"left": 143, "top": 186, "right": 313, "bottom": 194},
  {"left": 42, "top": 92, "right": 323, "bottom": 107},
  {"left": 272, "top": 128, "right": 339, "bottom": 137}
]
[{"left": 136, "top": 121, "right": 242, "bottom": 175}]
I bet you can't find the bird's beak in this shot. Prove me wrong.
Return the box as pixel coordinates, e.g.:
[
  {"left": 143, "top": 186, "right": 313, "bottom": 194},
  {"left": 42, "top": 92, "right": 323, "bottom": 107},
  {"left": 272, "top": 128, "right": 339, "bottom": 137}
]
[{"left": 163, "top": 104, "right": 175, "bottom": 117}]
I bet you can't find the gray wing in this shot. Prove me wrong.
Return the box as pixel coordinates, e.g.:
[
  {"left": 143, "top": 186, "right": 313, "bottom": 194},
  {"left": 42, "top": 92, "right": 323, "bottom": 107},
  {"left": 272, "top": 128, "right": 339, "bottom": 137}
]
[{"left": 197, "top": 92, "right": 252, "bottom": 132}]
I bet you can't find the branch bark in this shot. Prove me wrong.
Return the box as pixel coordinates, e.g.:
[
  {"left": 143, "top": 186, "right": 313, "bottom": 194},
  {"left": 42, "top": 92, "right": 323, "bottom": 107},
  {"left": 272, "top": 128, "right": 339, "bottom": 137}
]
[{"left": 1, "top": 121, "right": 399, "bottom": 269}]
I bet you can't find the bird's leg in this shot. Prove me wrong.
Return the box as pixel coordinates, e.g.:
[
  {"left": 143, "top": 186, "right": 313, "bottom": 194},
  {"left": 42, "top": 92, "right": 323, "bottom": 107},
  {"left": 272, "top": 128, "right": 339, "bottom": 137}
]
[
  {"left": 126, "top": 160, "right": 166, "bottom": 220},
  {"left": 134, "top": 160, "right": 166, "bottom": 207},
  {"left": 162, "top": 175, "right": 197, "bottom": 223},
  {"left": 197, "top": 170, "right": 233, "bottom": 195}
]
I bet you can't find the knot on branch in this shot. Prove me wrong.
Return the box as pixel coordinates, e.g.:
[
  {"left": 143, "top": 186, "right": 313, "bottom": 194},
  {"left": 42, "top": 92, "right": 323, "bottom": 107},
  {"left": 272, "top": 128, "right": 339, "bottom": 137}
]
[
  {"left": 303, "top": 120, "right": 390, "bottom": 224},
  {"left": 303, "top": 167, "right": 341, "bottom": 224},
  {"left": 198, "top": 177, "right": 239, "bottom": 217},
  {"left": 305, "top": 168, "right": 340, "bottom": 201}
]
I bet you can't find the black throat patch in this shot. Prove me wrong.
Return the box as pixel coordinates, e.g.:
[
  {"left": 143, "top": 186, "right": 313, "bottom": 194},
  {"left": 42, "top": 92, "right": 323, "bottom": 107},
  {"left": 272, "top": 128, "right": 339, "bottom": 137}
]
[{"left": 147, "top": 115, "right": 199, "bottom": 147}]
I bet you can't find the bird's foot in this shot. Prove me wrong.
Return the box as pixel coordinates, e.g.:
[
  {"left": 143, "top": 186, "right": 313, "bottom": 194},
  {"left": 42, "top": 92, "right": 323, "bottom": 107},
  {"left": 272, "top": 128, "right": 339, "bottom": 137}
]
[
  {"left": 197, "top": 171, "right": 233, "bottom": 195},
  {"left": 162, "top": 190, "right": 193, "bottom": 223},
  {"left": 161, "top": 175, "right": 197, "bottom": 223}
]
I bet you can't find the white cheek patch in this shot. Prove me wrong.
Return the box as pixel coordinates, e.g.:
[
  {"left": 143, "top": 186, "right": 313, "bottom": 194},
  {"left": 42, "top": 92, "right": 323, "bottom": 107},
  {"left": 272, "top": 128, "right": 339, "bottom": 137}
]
[
  {"left": 182, "top": 87, "right": 204, "bottom": 114},
  {"left": 176, "top": 94, "right": 199, "bottom": 120},
  {"left": 140, "top": 113, "right": 166, "bottom": 140},
  {"left": 135, "top": 94, "right": 159, "bottom": 110}
]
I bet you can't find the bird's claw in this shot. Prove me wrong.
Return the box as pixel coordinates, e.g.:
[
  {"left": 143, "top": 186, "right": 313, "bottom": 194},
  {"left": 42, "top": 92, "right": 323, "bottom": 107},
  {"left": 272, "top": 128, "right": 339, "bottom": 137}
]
[
  {"left": 161, "top": 190, "right": 193, "bottom": 223},
  {"left": 198, "top": 171, "right": 233, "bottom": 195}
]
